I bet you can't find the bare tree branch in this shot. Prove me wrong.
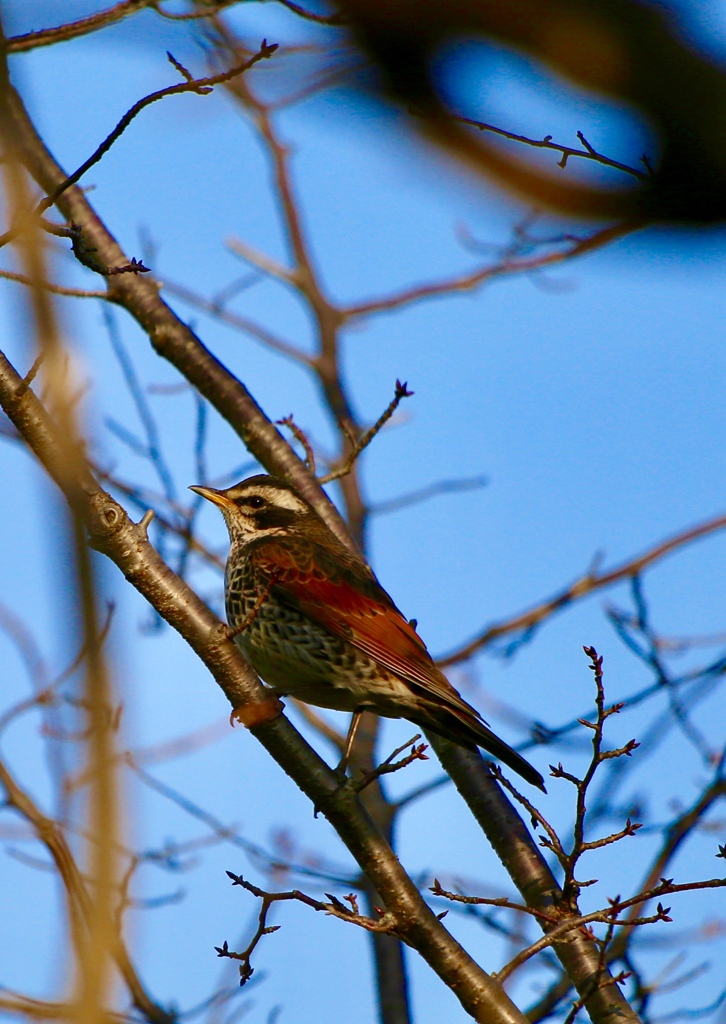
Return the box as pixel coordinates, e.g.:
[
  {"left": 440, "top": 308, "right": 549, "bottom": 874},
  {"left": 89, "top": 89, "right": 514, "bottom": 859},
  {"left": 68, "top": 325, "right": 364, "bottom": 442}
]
[
  {"left": 0, "top": 347, "right": 533, "bottom": 1024},
  {"left": 439, "top": 511, "right": 726, "bottom": 666},
  {"left": 4, "top": 81, "right": 355, "bottom": 550}
]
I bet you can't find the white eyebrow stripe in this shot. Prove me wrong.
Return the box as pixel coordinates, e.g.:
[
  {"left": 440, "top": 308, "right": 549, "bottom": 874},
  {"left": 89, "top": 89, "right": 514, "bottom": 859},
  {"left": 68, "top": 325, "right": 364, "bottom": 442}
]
[{"left": 247, "top": 486, "right": 309, "bottom": 513}]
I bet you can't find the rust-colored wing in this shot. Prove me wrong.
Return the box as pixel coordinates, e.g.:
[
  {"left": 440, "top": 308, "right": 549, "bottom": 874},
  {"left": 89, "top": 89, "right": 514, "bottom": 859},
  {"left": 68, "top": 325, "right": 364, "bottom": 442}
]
[
  {"left": 251, "top": 537, "right": 475, "bottom": 715},
  {"left": 251, "top": 537, "right": 546, "bottom": 791}
]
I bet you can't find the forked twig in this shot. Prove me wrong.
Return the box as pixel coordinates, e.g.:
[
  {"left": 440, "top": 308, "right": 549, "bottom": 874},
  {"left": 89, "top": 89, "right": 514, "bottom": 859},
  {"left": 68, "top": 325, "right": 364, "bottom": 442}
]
[
  {"left": 353, "top": 735, "right": 429, "bottom": 794},
  {"left": 219, "top": 872, "right": 396, "bottom": 984}
]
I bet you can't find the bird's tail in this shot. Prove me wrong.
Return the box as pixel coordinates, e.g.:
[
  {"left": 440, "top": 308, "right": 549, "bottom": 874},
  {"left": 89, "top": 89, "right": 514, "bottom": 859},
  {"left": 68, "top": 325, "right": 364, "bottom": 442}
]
[{"left": 411, "top": 705, "right": 546, "bottom": 791}]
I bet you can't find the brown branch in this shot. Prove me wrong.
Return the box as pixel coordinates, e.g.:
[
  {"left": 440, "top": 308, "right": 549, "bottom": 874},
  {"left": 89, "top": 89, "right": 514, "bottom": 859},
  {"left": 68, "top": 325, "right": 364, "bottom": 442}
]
[
  {"left": 220, "top": 872, "right": 394, "bottom": 985},
  {"left": 5, "top": 82, "right": 354, "bottom": 550},
  {"left": 0, "top": 349, "right": 531, "bottom": 1024},
  {"left": 0, "top": 266, "right": 107, "bottom": 297},
  {"left": 490, "top": 764, "right": 567, "bottom": 865},
  {"left": 160, "top": 276, "right": 314, "bottom": 364},
  {"left": 353, "top": 735, "right": 429, "bottom": 794},
  {"left": 226, "top": 235, "right": 299, "bottom": 284},
  {"left": 561, "top": 649, "right": 640, "bottom": 899},
  {"left": 493, "top": 651, "right": 644, "bottom": 911},
  {"left": 275, "top": 0, "right": 347, "bottom": 25},
  {"left": 508, "top": 886, "right": 683, "bottom": 984},
  {"left": 430, "top": 880, "right": 556, "bottom": 925},
  {"left": 343, "top": 222, "right": 637, "bottom": 320},
  {"left": 431, "top": 877, "right": 707, "bottom": 985},
  {"left": 439, "top": 509, "right": 726, "bottom": 666},
  {"left": 5, "top": 0, "right": 151, "bottom": 53},
  {"left": 155, "top": 1, "right": 244, "bottom": 21},
  {"left": 277, "top": 414, "right": 317, "bottom": 472}
]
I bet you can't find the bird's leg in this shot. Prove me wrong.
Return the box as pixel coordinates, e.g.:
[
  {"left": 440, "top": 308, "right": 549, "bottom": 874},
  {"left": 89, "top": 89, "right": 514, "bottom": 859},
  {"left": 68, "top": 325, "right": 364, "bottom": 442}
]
[
  {"left": 336, "top": 709, "right": 364, "bottom": 776},
  {"left": 313, "top": 709, "right": 364, "bottom": 815}
]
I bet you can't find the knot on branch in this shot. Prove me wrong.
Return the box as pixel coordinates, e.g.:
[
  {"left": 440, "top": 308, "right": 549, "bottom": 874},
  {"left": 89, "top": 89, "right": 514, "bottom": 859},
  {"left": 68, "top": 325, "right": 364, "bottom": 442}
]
[{"left": 88, "top": 493, "right": 126, "bottom": 539}]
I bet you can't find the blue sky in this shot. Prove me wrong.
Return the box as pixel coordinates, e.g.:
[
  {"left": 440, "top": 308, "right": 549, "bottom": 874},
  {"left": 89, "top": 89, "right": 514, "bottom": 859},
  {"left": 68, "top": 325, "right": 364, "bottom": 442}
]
[{"left": 1, "top": 3, "right": 725, "bottom": 1022}]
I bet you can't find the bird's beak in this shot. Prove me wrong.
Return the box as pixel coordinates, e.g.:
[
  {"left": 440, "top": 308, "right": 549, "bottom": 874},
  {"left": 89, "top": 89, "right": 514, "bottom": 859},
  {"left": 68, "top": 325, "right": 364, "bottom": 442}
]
[{"left": 189, "top": 485, "right": 234, "bottom": 509}]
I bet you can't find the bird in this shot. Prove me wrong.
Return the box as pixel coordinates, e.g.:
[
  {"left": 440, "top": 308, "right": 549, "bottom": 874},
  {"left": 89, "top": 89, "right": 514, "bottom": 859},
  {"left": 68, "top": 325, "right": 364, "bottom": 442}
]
[{"left": 190, "top": 474, "right": 545, "bottom": 790}]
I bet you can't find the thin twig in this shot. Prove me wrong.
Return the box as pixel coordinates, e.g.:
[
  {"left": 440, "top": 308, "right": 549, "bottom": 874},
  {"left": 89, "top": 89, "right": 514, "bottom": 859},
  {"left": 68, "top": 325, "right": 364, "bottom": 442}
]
[
  {"left": 160, "top": 276, "right": 314, "bottom": 364},
  {"left": 129, "top": 761, "right": 356, "bottom": 886},
  {"left": 6, "top": 0, "right": 151, "bottom": 53},
  {"left": 344, "top": 223, "right": 637, "bottom": 320},
  {"left": 369, "top": 474, "right": 488, "bottom": 515},
  {"left": 155, "top": 1, "right": 240, "bottom": 21},
  {"left": 455, "top": 116, "right": 649, "bottom": 181},
  {"left": 0, "top": 266, "right": 107, "bottom": 297},
  {"left": 275, "top": 0, "right": 347, "bottom": 25},
  {"left": 277, "top": 415, "right": 316, "bottom": 472},
  {"left": 318, "top": 380, "right": 414, "bottom": 484},
  {"left": 353, "top": 735, "right": 429, "bottom": 794},
  {"left": 103, "top": 306, "right": 177, "bottom": 503},
  {"left": 37, "top": 41, "right": 279, "bottom": 214}
]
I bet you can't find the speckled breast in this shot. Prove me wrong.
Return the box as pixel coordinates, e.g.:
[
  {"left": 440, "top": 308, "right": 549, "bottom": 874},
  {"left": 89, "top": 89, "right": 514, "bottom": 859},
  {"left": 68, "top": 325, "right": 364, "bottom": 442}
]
[{"left": 224, "top": 552, "right": 386, "bottom": 711}]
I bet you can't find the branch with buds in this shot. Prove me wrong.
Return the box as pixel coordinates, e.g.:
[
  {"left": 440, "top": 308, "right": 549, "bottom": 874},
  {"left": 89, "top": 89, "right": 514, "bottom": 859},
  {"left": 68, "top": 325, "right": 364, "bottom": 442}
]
[
  {"left": 353, "top": 734, "right": 429, "bottom": 794},
  {"left": 219, "top": 872, "right": 397, "bottom": 985},
  {"left": 319, "top": 380, "right": 414, "bottom": 484}
]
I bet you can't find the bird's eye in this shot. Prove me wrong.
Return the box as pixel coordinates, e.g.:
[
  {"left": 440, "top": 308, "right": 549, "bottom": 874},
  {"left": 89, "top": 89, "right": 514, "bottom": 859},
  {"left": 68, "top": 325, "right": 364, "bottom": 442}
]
[{"left": 245, "top": 495, "right": 266, "bottom": 509}]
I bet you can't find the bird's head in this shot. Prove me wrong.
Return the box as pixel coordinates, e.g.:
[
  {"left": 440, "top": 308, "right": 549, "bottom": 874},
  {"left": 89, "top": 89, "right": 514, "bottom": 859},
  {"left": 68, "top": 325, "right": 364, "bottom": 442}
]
[{"left": 190, "top": 475, "right": 315, "bottom": 544}]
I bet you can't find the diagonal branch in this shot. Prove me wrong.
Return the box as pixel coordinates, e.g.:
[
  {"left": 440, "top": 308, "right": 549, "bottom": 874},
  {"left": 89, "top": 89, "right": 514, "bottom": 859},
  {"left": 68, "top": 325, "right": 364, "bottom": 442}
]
[
  {"left": 6, "top": 0, "right": 152, "bottom": 53},
  {"left": 438, "top": 510, "right": 726, "bottom": 666},
  {"left": 429, "top": 738, "right": 640, "bottom": 1024},
  {"left": 36, "top": 42, "right": 278, "bottom": 214},
  {"left": 219, "top": 872, "right": 393, "bottom": 985},
  {"left": 0, "top": 347, "right": 531, "bottom": 1024},
  {"left": 319, "top": 379, "right": 414, "bottom": 484},
  {"left": 455, "top": 117, "right": 649, "bottom": 181},
  {"left": 4, "top": 82, "right": 355, "bottom": 551},
  {"left": 0, "top": 266, "right": 107, "bottom": 297},
  {"left": 344, "top": 223, "right": 637, "bottom": 320},
  {"left": 160, "top": 277, "right": 314, "bottom": 365}
]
